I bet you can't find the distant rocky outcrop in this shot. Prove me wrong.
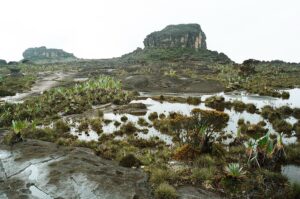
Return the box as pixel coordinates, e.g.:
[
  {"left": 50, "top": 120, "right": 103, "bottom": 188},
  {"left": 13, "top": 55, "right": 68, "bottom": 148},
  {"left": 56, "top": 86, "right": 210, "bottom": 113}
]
[
  {"left": 23, "top": 46, "right": 77, "bottom": 63},
  {"left": 0, "top": 59, "right": 7, "bottom": 65},
  {"left": 144, "top": 24, "right": 207, "bottom": 50}
]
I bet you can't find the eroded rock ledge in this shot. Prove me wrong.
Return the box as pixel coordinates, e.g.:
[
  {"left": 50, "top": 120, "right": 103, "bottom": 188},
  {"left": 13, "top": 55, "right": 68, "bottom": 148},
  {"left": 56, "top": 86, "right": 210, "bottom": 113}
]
[{"left": 0, "top": 139, "right": 151, "bottom": 199}]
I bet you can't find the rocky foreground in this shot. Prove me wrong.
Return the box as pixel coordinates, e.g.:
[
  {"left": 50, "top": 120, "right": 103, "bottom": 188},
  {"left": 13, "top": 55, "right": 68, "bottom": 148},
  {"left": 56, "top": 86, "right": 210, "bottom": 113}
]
[{"left": 0, "top": 139, "right": 220, "bottom": 199}]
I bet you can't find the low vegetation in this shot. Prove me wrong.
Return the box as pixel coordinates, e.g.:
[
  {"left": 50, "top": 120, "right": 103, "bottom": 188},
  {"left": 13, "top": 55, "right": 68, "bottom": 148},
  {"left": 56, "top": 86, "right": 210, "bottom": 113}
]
[{"left": 1, "top": 61, "right": 300, "bottom": 198}]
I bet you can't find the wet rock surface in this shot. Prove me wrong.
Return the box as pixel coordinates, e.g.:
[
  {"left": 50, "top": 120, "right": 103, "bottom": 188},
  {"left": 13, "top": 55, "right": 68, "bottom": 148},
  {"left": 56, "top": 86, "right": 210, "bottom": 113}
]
[
  {"left": 122, "top": 75, "right": 224, "bottom": 93},
  {"left": 0, "top": 72, "right": 75, "bottom": 103},
  {"left": 0, "top": 139, "right": 152, "bottom": 199},
  {"left": 178, "top": 186, "right": 222, "bottom": 199}
]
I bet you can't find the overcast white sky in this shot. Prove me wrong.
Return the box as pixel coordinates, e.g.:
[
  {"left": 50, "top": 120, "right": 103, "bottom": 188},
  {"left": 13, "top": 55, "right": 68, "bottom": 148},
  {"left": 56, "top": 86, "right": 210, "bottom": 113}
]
[{"left": 0, "top": 0, "right": 299, "bottom": 63}]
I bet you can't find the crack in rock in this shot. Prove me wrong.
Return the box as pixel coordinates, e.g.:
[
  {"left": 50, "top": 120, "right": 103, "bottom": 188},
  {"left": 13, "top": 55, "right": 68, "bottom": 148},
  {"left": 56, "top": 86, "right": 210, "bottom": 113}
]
[
  {"left": 6, "top": 154, "right": 66, "bottom": 179},
  {"left": 0, "top": 159, "right": 7, "bottom": 181},
  {"left": 30, "top": 184, "right": 53, "bottom": 199}
]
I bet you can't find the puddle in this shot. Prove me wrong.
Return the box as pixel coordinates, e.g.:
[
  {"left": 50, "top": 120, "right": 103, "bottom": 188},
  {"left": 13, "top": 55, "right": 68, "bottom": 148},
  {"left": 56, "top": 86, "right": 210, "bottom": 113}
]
[
  {"left": 282, "top": 165, "right": 300, "bottom": 184},
  {"left": 30, "top": 185, "right": 53, "bottom": 199},
  {"left": 211, "top": 88, "right": 300, "bottom": 109},
  {"left": 68, "top": 113, "right": 173, "bottom": 145},
  {"left": 0, "top": 193, "right": 8, "bottom": 199},
  {"left": 0, "top": 150, "right": 11, "bottom": 159},
  {"left": 106, "top": 68, "right": 115, "bottom": 72},
  {"left": 286, "top": 117, "right": 298, "bottom": 126},
  {"left": 24, "top": 165, "right": 39, "bottom": 181},
  {"left": 67, "top": 89, "right": 299, "bottom": 145},
  {"left": 141, "top": 88, "right": 300, "bottom": 109},
  {"left": 30, "top": 88, "right": 300, "bottom": 145},
  {"left": 73, "top": 77, "right": 89, "bottom": 82}
]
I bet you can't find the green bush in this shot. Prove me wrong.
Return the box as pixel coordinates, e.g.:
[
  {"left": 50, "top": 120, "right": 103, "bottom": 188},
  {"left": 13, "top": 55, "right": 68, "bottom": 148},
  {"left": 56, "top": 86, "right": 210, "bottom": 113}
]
[
  {"left": 154, "top": 183, "right": 178, "bottom": 199},
  {"left": 148, "top": 112, "right": 158, "bottom": 121},
  {"left": 191, "top": 167, "right": 216, "bottom": 182},
  {"left": 54, "top": 120, "right": 70, "bottom": 133},
  {"left": 291, "top": 183, "right": 300, "bottom": 199}
]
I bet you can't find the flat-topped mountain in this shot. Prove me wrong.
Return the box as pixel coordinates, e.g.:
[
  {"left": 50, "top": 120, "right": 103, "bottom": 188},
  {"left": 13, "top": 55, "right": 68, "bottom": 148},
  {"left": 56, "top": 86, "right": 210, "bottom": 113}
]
[
  {"left": 144, "top": 24, "right": 207, "bottom": 50},
  {"left": 122, "top": 23, "right": 230, "bottom": 64},
  {"left": 23, "top": 46, "right": 77, "bottom": 63}
]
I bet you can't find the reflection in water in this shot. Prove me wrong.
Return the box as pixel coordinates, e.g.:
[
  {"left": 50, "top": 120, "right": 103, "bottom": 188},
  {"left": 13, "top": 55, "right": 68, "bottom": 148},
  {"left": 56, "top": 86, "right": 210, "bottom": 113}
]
[
  {"left": 30, "top": 185, "right": 53, "bottom": 199},
  {"left": 282, "top": 165, "right": 300, "bottom": 184},
  {"left": 11, "top": 88, "right": 299, "bottom": 145},
  {"left": 69, "top": 89, "right": 299, "bottom": 145}
]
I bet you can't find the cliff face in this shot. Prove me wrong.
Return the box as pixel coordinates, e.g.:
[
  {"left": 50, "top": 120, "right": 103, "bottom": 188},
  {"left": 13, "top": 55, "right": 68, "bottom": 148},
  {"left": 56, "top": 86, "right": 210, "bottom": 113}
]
[
  {"left": 143, "top": 24, "right": 207, "bottom": 50},
  {"left": 23, "top": 46, "right": 77, "bottom": 63}
]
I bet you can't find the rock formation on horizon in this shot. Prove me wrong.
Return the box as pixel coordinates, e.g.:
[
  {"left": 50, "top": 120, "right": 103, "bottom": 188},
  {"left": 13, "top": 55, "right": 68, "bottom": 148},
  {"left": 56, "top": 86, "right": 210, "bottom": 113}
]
[
  {"left": 122, "top": 23, "right": 231, "bottom": 64},
  {"left": 143, "top": 24, "right": 207, "bottom": 50},
  {"left": 0, "top": 59, "right": 7, "bottom": 65},
  {"left": 23, "top": 46, "right": 77, "bottom": 63}
]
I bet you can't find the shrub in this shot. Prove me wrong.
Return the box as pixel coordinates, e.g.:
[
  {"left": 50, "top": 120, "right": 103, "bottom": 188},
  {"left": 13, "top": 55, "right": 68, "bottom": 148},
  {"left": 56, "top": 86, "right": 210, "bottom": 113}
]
[
  {"left": 119, "top": 122, "right": 137, "bottom": 135},
  {"left": 22, "top": 127, "right": 57, "bottom": 142},
  {"left": 173, "top": 144, "right": 199, "bottom": 161},
  {"left": 272, "top": 119, "right": 293, "bottom": 134},
  {"left": 137, "top": 117, "right": 149, "bottom": 126},
  {"left": 119, "top": 154, "right": 141, "bottom": 168},
  {"left": 89, "top": 118, "right": 102, "bottom": 134},
  {"left": 120, "top": 115, "right": 128, "bottom": 122},
  {"left": 194, "top": 154, "right": 216, "bottom": 167},
  {"left": 114, "top": 121, "right": 121, "bottom": 127},
  {"left": 293, "top": 108, "right": 300, "bottom": 119},
  {"left": 3, "top": 132, "right": 22, "bottom": 145},
  {"left": 186, "top": 97, "right": 201, "bottom": 105},
  {"left": 78, "top": 120, "right": 89, "bottom": 132},
  {"left": 237, "top": 118, "right": 245, "bottom": 126},
  {"left": 281, "top": 91, "right": 290, "bottom": 99},
  {"left": 232, "top": 101, "right": 246, "bottom": 112},
  {"left": 277, "top": 106, "right": 293, "bottom": 117},
  {"left": 285, "top": 143, "right": 300, "bottom": 164},
  {"left": 294, "top": 122, "right": 300, "bottom": 135},
  {"left": 191, "top": 108, "right": 229, "bottom": 130},
  {"left": 150, "top": 168, "right": 177, "bottom": 185},
  {"left": 54, "top": 120, "right": 70, "bottom": 133},
  {"left": 191, "top": 167, "right": 216, "bottom": 182},
  {"left": 159, "top": 113, "right": 166, "bottom": 119},
  {"left": 148, "top": 112, "right": 158, "bottom": 121},
  {"left": 204, "top": 95, "right": 227, "bottom": 111},
  {"left": 97, "top": 110, "right": 104, "bottom": 117},
  {"left": 154, "top": 183, "right": 178, "bottom": 199},
  {"left": 291, "top": 183, "right": 300, "bottom": 199},
  {"left": 245, "top": 103, "right": 257, "bottom": 114}
]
